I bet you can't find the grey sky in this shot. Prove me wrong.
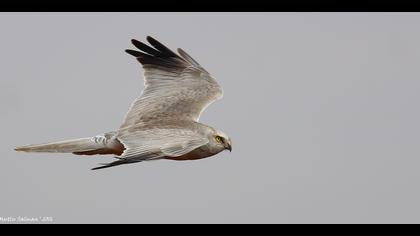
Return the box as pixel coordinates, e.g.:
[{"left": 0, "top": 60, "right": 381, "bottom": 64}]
[{"left": 1, "top": 12, "right": 420, "bottom": 223}]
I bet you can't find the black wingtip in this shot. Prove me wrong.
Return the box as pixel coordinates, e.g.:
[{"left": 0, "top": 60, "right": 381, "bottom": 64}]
[
  {"left": 146, "top": 36, "right": 179, "bottom": 58},
  {"left": 91, "top": 166, "right": 105, "bottom": 170},
  {"left": 125, "top": 49, "right": 143, "bottom": 57},
  {"left": 146, "top": 35, "right": 154, "bottom": 42},
  {"left": 91, "top": 163, "right": 113, "bottom": 170},
  {"left": 131, "top": 39, "right": 143, "bottom": 48},
  {"left": 91, "top": 159, "right": 136, "bottom": 170},
  {"left": 126, "top": 36, "right": 187, "bottom": 67},
  {"left": 131, "top": 39, "right": 143, "bottom": 49},
  {"left": 131, "top": 38, "right": 163, "bottom": 57},
  {"left": 146, "top": 36, "right": 159, "bottom": 47}
]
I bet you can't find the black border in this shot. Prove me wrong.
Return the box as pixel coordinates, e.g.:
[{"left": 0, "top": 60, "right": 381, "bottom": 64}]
[{"left": 2, "top": 1, "right": 420, "bottom": 12}]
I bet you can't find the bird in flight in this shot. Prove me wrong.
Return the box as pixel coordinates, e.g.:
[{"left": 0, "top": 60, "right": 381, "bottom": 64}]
[{"left": 15, "top": 36, "right": 232, "bottom": 170}]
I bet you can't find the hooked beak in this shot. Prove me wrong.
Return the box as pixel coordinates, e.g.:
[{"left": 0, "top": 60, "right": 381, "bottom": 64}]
[{"left": 225, "top": 142, "right": 232, "bottom": 152}]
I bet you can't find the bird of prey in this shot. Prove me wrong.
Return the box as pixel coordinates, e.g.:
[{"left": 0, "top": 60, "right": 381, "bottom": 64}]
[{"left": 15, "top": 36, "right": 232, "bottom": 170}]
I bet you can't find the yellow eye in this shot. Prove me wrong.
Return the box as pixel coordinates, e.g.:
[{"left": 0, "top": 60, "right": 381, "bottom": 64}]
[{"left": 215, "top": 136, "right": 223, "bottom": 143}]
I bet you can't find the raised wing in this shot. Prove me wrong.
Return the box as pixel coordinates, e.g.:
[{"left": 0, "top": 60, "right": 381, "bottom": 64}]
[{"left": 120, "top": 36, "right": 223, "bottom": 130}]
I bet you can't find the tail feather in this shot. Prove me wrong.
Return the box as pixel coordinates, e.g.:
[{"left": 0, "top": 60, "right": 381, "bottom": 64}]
[{"left": 14, "top": 137, "right": 105, "bottom": 153}]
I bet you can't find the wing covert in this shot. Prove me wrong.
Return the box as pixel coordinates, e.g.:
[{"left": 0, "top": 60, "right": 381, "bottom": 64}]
[{"left": 117, "top": 128, "right": 208, "bottom": 160}]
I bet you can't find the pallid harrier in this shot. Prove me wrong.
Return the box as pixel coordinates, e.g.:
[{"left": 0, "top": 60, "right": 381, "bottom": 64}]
[{"left": 15, "top": 36, "right": 232, "bottom": 170}]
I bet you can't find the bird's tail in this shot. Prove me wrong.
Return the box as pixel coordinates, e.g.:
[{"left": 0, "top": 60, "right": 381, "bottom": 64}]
[
  {"left": 14, "top": 137, "right": 106, "bottom": 153},
  {"left": 14, "top": 132, "right": 124, "bottom": 156}
]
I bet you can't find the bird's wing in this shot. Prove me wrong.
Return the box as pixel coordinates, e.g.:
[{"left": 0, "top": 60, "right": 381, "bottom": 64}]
[
  {"left": 117, "top": 128, "right": 208, "bottom": 160},
  {"left": 120, "top": 36, "right": 223, "bottom": 130}
]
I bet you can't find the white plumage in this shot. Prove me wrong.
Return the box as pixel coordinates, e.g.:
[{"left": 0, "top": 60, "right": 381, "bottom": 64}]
[{"left": 15, "top": 36, "right": 232, "bottom": 170}]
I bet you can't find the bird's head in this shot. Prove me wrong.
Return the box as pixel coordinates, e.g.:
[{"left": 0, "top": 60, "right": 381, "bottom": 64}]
[{"left": 209, "top": 129, "right": 232, "bottom": 153}]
